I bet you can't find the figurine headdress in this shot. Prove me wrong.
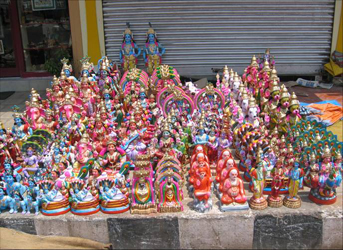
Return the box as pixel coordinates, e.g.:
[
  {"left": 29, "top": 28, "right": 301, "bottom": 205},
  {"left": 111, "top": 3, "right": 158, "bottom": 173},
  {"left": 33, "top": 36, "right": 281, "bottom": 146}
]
[
  {"left": 280, "top": 85, "right": 290, "bottom": 100},
  {"left": 80, "top": 56, "right": 94, "bottom": 73},
  {"left": 249, "top": 97, "right": 256, "bottom": 108},
  {"left": 269, "top": 80, "right": 280, "bottom": 93},
  {"left": 61, "top": 57, "right": 72, "bottom": 72},
  {"left": 123, "top": 22, "right": 133, "bottom": 37},
  {"left": 323, "top": 144, "right": 331, "bottom": 158},
  {"left": 38, "top": 180, "right": 54, "bottom": 191},
  {"left": 289, "top": 92, "right": 300, "bottom": 107},
  {"left": 335, "top": 151, "right": 342, "bottom": 160},
  {"left": 69, "top": 179, "right": 85, "bottom": 191},
  {"left": 250, "top": 55, "right": 259, "bottom": 68},
  {"left": 262, "top": 60, "right": 271, "bottom": 73},
  {"left": 310, "top": 151, "right": 316, "bottom": 161},
  {"left": 147, "top": 22, "right": 156, "bottom": 36},
  {"left": 80, "top": 133, "right": 90, "bottom": 144},
  {"left": 270, "top": 66, "right": 279, "bottom": 81},
  {"left": 100, "top": 178, "right": 115, "bottom": 188}
]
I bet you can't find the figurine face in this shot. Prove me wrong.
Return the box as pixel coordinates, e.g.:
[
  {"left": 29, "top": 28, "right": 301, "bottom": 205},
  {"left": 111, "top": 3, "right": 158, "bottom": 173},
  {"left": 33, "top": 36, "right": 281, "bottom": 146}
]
[
  {"left": 130, "top": 121, "right": 138, "bottom": 130},
  {"left": 148, "top": 33, "right": 155, "bottom": 43},
  {"left": 223, "top": 151, "right": 230, "bottom": 160},
  {"left": 199, "top": 129, "right": 204, "bottom": 135},
  {"left": 125, "top": 34, "right": 132, "bottom": 43},
  {"left": 29, "top": 180, "right": 35, "bottom": 188},
  {"left": 27, "top": 149, "right": 34, "bottom": 157},
  {"left": 248, "top": 107, "right": 258, "bottom": 120},
  {"left": 14, "top": 117, "right": 22, "bottom": 125},
  {"left": 226, "top": 159, "right": 234, "bottom": 169},
  {"left": 64, "top": 69, "right": 70, "bottom": 77},
  {"left": 81, "top": 70, "right": 89, "bottom": 76},
  {"left": 107, "top": 144, "right": 115, "bottom": 153},
  {"left": 5, "top": 175, "right": 14, "bottom": 184},
  {"left": 229, "top": 169, "right": 238, "bottom": 181},
  {"left": 162, "top": 131, "right": 170, "bottom": 139},
  {"left": 195, "top": 146, "right": 203, "bottom": 154},
  {"left": 104, "top": 93, "right": 110, "bottom": 100},
  {"left": 96, "top": 121, "right": 102, "bottom": 128},
  {"left": 4, "top": 162, "right": 11, "bottom": 171}
]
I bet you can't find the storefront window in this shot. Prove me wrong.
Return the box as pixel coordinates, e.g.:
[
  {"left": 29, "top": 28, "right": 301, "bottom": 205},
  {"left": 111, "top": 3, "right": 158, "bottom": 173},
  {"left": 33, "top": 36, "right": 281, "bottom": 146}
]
[
  {"left": 17, "top": 0, "right": 72, "bottom": 72},
  {"left": 0, "top": 0, "right": 16, "bottom": 69}
]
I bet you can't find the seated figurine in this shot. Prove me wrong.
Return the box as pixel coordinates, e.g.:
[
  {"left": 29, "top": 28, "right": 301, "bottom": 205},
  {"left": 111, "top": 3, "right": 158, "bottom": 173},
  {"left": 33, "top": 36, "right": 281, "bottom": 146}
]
[
  {"left": 99, "top": 178, "right": 129, "bottom": 214},
  {"left": 219, "top": 168, "right": 248, "bottom": 211},
  {"left": 130, "top": 168, "right": 157, "bottom": 214},
  {"left": 155, "top": 168, "right": 183, "bottom": 213},
  {"left": 192, "top": 165, "right": 212, "bottom": 213},
  {"left": 69, "top": 179, "right": 100, "bottom": 215},
  {"left": 39, "top": 180, "right": 70, "bottom": 216}
]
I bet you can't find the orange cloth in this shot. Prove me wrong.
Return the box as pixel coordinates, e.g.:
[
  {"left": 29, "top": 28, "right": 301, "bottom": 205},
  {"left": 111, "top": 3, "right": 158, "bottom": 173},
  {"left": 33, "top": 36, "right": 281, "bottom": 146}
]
[{"left": 308, "top": 103, "right": 343, "bottom": 125}]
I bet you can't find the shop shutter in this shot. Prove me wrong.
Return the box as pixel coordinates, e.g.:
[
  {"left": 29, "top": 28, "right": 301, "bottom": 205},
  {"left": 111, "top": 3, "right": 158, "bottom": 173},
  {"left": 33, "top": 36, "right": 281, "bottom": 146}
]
[{"left": 102, "top": 0, "right": 335, "bottom": 77}]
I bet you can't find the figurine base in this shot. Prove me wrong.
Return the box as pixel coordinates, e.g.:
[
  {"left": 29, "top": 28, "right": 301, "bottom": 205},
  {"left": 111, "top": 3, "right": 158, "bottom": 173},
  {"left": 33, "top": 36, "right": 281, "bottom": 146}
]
[
  {"left": 249, "top": 197, "right": 268, "bottom": 210},
  {"left": 267, "top": 196, "right": 283, "bottom": 208},
  {"left": 308, "top": 189, "right": 337, "bottom": 205},
  {"left": 71, "top": 200, "right": 100, "bottom": 216},
  {"left": 192, "top": 197, "right": 213, "bottom": 213},
  {"left": 158, "top": 205, "right": 183, "bottom": 213},
  {"left": 219, "top": 202, "right": 249, "bottom": 212},
  {"left": 41, "top": 199, "right": 70, "bottom": 216},
  {"left": 100, "top": 198, "right": 130, "bottom": 214},
  {"left": 283, "top": 196, "right": 301, "bottom": 209},
  {"left": 130, "top": 203, "right": 157, "bottom": 214}
]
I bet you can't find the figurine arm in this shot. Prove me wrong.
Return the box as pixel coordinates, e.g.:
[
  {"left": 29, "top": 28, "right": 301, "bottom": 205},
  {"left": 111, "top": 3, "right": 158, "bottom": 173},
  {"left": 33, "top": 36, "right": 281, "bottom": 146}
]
[
  {"left": 134, "top": 44, "right": 141, "bottom": 57},
  {"left": 158, "top": 43, "right": 165, "bottom": 56}
]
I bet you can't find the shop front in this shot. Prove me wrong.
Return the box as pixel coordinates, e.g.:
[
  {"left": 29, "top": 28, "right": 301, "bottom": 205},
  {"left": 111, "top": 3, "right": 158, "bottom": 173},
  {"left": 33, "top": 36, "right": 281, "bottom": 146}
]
[
  {"left": 0, "top": 0, "right": 72, "bottom": 78},
  {"left": 102, "top": 0, "right": 337, "bottom": 77}
]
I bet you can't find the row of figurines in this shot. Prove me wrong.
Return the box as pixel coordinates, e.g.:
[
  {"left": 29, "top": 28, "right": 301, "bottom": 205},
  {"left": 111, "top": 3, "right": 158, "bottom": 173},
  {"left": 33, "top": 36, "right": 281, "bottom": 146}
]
[
  {"left": 1, "top": 141, "right": 341, "bottom": 217},
  {"left": 0, "top": 153, "right": 185, "bottom": 216}
]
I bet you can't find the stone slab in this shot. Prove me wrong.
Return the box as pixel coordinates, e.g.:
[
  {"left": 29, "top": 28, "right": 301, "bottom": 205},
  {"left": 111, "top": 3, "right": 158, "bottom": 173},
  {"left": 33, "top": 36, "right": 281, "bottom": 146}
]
[
  {"left": 108, "top": 217, "right": 180, "bottom": 249},
  {"left": 179, "top": 213, "right": 254, "bottom": 249},
  {"left": 322, "top": 210, "right": 343, "bottom": 249},
  {"left": 0, "top": 217, "right": 36, "bottom": 235},
  {"left": 34, "top": 213, "right": 110, "bottom": 244},
  {"left": 253, "top": 214, "right": 323, "bottom": 249}
]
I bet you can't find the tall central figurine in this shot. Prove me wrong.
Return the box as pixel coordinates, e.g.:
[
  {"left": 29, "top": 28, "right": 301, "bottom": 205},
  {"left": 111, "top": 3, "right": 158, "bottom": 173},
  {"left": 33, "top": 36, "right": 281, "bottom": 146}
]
[
  {"left": 120, "top": 23, "right": 141, "bottom": 71},
  {"left": 143, "top": 22, "right": 165, "bottom": 75}
]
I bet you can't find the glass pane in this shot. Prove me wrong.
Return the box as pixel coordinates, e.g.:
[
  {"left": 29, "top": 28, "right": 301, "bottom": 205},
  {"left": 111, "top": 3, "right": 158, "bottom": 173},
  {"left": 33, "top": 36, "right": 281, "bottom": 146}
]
[
  {"left": 17, "top": 0, "right": 72, "bottom": 72},
  {"left": 0, "top": 0, "right": 16, "bottom": 68}
]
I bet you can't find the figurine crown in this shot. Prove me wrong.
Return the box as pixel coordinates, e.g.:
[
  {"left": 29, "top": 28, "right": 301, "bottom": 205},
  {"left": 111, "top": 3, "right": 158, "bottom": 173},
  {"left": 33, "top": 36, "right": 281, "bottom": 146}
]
[{"left": 323, "top": 144, "right": 331, "bottom": 158}]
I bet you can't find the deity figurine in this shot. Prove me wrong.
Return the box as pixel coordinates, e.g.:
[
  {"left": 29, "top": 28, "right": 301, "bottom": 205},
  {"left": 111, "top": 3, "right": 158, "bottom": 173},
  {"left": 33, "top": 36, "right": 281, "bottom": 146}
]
[
  {"left": 130, "top": 168, "right": 157, "bottom": 214},
  {"left": 0, "top": 181, "right": 15, "bottom": 214},
  {"left": 308, "top": 145, "right": 341, "bottom": 205},
  {"left": 101, "top": 139, "right": 125, "bottom": 172},
  {"left": 155, "top": 123, "right": 175, "bottom": 159},
  {"left": 192, "top": 165, "right": 213, "bottom": 213},
  {"left": 219, "top": 168, "right": 248, "bottom": 211},
  {"left": 284, "top": 159, "right": 303, "bottom": 208},
  {"left": 304, "top": 152, "right": 319, "bottom": 188},
  {"left": 11, "top": 107, "right": 32, "bottom": 149},
  {"left": 249, "top": 153, "right": 268, "bottom": 210},
  {"left": 120, "top": 23, "right": 141, "bottom": 71},
  {"left": 99, "top": 179, "right": 130, "bottom": 214},
  {"left": 22, "top": 146, "right": 40, "bottom": 179},
  {"left": 267, "top": 158, "right": 284, "bottom": 208},
  {"left": 143, "top": 23, "right": 165, "bottom": 75},
  {"left": 39, "top": 180, "right": 70, "bottom": 216},
  {"left": 69, "top": 179, "right": 100, "bottom": 215},
  {"left": 155, "top": 168, "right": 183, "bottom": 213}
]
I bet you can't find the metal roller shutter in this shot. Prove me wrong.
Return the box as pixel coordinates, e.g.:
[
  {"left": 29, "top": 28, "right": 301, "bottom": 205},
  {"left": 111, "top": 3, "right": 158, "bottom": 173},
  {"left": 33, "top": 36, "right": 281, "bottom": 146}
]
[{"left": 102, "top": 0, "right": 335, "bottom": 77}]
